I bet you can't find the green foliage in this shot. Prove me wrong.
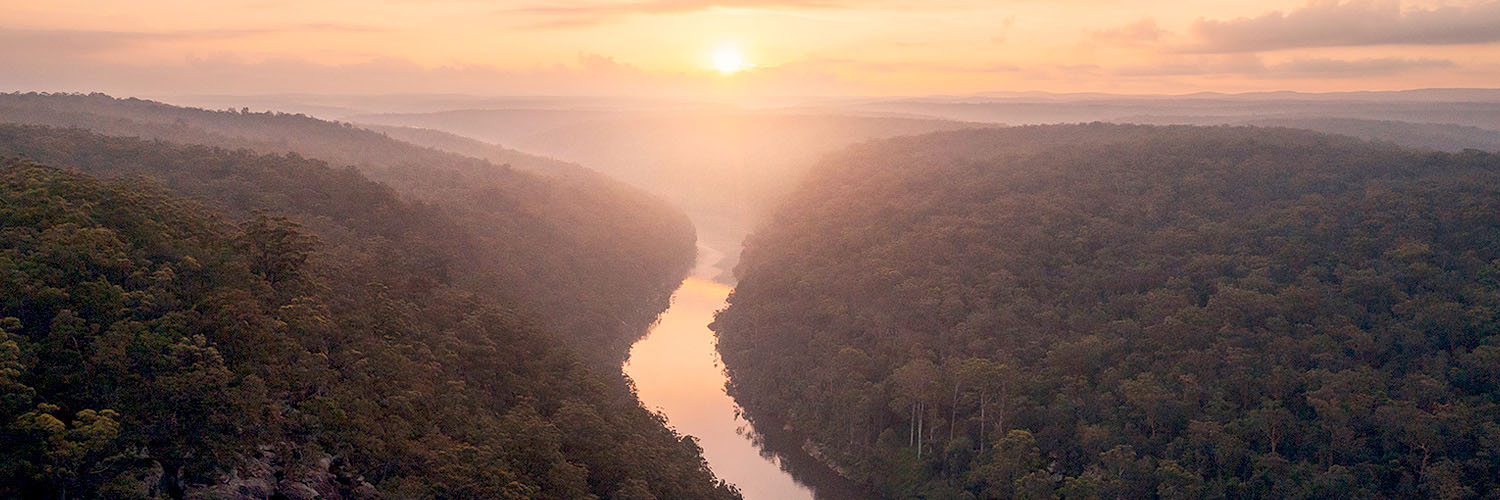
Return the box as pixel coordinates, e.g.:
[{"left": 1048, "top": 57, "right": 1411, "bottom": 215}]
[
  {"left": 0, "top": 162, "right": 737, "bottom": 499},
  {"left": 237, "top": 214, "right": 318, "bottom": 288},
  {"left": 714, "top": 124, "right": 1500, "bottom": 498}
]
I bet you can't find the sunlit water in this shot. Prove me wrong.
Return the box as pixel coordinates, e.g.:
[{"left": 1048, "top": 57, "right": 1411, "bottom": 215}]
[{"left": 625, "top": 243, "right": 817, "bottom": 500}]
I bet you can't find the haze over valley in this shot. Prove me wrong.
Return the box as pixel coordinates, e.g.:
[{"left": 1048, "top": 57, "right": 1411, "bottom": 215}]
[{"left": 4, "top": 1, "right": 1500, "bottom": 499}]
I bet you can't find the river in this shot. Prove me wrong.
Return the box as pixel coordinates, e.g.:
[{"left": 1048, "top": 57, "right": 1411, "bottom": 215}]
[{"left": 624, "top": 242, "right": 820, "bottom": 499}]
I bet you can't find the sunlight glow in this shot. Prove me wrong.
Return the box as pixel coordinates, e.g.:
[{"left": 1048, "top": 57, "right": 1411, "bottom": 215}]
[{"left": 712, "top": 46, "right": 749, "bottom": 74}]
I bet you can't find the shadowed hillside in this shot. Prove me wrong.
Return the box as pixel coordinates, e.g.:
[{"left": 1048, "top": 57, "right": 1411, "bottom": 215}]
[{"left": 0, "top": 93, "right": 693, "bottom": 365}]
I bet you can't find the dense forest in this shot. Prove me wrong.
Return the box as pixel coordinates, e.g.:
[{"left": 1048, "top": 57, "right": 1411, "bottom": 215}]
[
  {"left": 1122, "top": 116, "right": 1500, "bottom": 154},
  {"left": 0, "top": 92, "right": 693, "bottom": 365},
  {"left": 0, "top": 159, "right": 740, "bottom": 499},
  {"left": 714, "top": 124, "right": 1500, "bottom": 499},
  {"left": 850, "top": 94, "right": 1500, "bottom": 132}
]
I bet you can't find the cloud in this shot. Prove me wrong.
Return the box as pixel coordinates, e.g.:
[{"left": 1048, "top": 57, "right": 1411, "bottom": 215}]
[
  {"left": 1112, "top": 54, "right": 1452, "bottom": 79},
  {"left": 0, "top": 43, "right": 859, "bottom": 98},
  {"left": 988, "top": 16, "right": 1017, "bottom": 44},
  {"left": 503, "top": 0, "right": 847, "bottom": 29},
  {"left": 0, "top": 28, "right": 257, "bottom": 58},
  {"left": 1113, "top": 54, "right": 1264, "bottom": 76},
  {"left": 786, "top": 57, "right": 1019, "bottom": 74},
  {"left": 1265, "top": 56, "right": 1454, "bottom": 78},
  {"left": 1090, "top": 19, "right": 1164, "bottom": 45},
  {"left": 1187, "top": 0, "right": 1500, "bottom": 52},
  {"left": 0, "top": 25, "right": 388, "bottom": 60}
]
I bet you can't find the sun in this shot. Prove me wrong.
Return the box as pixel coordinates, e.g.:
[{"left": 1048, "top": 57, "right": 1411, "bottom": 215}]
[{"left": 712, "top": 46, "right": 749, "bottom": 74}]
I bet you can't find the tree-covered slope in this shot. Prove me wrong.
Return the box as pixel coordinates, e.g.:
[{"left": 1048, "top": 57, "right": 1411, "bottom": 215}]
[
  {"left": 0, "top": 93, "right": 693, "bottom": 365},
  {"left": 0, "top": 161, "right": 739, "bottom": 499},
  {"left": 1121, "top": 115, "right": 1500, "bottom": 153},
  {"left": 1239, "top": 118, "right": 1500, "bottom": 153},
  {"left": 359, "top": 123, "right": 600, "bottom": 180},
  {"left": 713, "top": 124, "right": 1500, "bottom": 499}
]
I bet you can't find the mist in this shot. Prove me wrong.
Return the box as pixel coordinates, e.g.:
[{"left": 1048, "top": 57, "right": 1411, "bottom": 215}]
[{"left": 4, "top": 1, "right": 1500, "bottom": 499}]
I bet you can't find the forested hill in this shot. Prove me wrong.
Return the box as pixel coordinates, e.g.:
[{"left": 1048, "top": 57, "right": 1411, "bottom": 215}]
[
  {"left": 0, "top": 124, "right": 477, "bottom": 302},
  {"left": 0, "top": 92, "right": 579, "bottom": 181},
  {"left": 0, "top": 92, "right": 693, "bottom": 365},
  {"left": 359, "top": 123, "right": 601, "bottom": 180},
  {"left": 713, "top": 124, "right": 1500, "bottom": 498},
  {"left": 1118, "top": 116, "right": 1500, "bottom": 154},
  {"left": 0, "top": 161, "right": 740, "bottom": 499}
]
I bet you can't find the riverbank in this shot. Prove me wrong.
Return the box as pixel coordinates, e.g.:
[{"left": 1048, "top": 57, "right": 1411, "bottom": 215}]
[{"left": 625, "top": 241, "right": 815, "bottom": 499}]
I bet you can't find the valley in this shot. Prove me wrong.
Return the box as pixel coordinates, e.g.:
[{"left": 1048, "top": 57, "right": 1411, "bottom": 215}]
[
  {"left": 5, "top": 91, "right": 1500, "bottom": 499},
  {"left": 8, "top": 1, "right": 1500, "bottom": 498}
]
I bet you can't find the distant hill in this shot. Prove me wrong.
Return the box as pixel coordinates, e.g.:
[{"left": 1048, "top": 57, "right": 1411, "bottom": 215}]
[
  {"left": 715, "top": 124, "right": 1500, "bottom": 498},
  {"left": 355, "top": 109, "right": 980, "bottom": 220},
  {"left": 355, "top": 108, "right": 980, "bottom": 280},
  {"left": 352, "top": 95, "right": 1500, "bottom": 225},
  {"left": 0, "top": 92, "right": 694, "bottom": 365},
  {"left": 962, "top": 88, "right": 1500, "bottom": 103},
  {"left": 833, "top": 95, "right": 1500, "bottom": 132},
  {"left": 1118, "top": 116, "right": 1500, "bottom": 153},
  {"left": 361, "top": 123, "right": 599, "bottom": 179},
  {"left": 353, "top": 108, "right": 612, "bottom": 146}
]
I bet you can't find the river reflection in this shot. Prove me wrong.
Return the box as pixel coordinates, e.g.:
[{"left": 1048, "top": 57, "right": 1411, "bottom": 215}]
[{"left": 625, "top": 243, "right": 818, "bottom": 500}]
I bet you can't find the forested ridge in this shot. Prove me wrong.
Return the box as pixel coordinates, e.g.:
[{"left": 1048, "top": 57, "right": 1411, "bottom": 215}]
[
  {"left": 1120, "top": 116, "right": 1500, "bottom": 154},
  {"left": 0, "top": 92, "right": 694, "bottom": 364},
  {"left": 0, "top": 159, "right": 739, "bottom": 499},
  {"left": 357, "top": 124, "right": 602, "bottom": 180},
  {"left": 713, "top": 124, "right": 1500, "bottom": 499}
]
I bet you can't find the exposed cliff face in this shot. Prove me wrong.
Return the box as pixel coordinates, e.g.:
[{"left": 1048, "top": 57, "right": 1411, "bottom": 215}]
[
  {"left": 188, "top": 446, "right": 377, "bottom": 500},
  {"left": 91, "top": 446, "right": 377, "bottom": 500}
]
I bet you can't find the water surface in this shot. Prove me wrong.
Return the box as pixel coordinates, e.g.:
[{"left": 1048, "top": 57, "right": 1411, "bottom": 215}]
[{"left": 625, "top": 242, "right": 817, "bottom": 500}]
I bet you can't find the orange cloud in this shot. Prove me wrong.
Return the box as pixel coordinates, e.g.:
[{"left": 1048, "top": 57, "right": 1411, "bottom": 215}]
[
  {"left": 1090, "top": 19, "right": 1165, "bottom": 45},
  {"left": 503, "top": 0, "right": 848, "bottom": 29},
  {"left": 1188, "top": 0, "right": 1500, "bottom": 52}
]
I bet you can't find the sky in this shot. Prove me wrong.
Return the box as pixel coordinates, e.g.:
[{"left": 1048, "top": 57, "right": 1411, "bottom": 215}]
[{"left": 2, "top": 0, "right": 1499, "bottom": 98}]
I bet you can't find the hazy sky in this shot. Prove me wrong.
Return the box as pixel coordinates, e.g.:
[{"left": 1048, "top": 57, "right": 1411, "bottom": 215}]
[{"left": 3, "top": 0, "right": 1498, "bottom": 98}]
